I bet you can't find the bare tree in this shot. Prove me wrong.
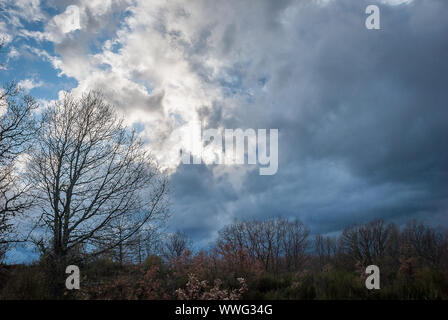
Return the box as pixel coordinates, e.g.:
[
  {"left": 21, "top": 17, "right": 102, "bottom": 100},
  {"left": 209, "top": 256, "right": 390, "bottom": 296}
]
[
  {"left": 27, "top": 91, "right": 169, "bottom": 267},
  {"left": 129, "top": 226, "right": 161, "bottom": 264},
  {"left": 162, "top": 231, "right": 192, "bottom": 261},
  {"left": 0, "top": 82, "right": 37, "bottom": 247},
  {"left": 401, "top": 220, "right": 448, "bottom": 269},
  {"left": 314, "top": 234, "right": 337, "bottom": 266},
  {"left": 340, "top": 219, "right": 392, "bottom": 266},
  {"left": 218, "top": 218, "right": 309, "bottom": 273},
  {"left": 280, "top": 219, "right": 310, "bottom": 271},
  {"left": 99, "top": 217, "right": 161, "bottom": 266}
]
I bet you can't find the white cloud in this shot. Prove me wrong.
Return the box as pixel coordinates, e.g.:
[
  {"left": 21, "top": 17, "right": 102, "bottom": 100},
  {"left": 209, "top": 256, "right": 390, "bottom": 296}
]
[
  {"left": 381, "top": 0, "right": 413, "bottom": 5},
  {"left": 7, "top": 47, "right": 19, "bottom": 59},
  {"left": 41, "top": 5, "right": 83, "bottom": 43},
  {"left": 18, "top": 78, "right": 44, "bottom": 91},
  {"left": 11, "top": 0, "right": 45, "bottom": 22},
  {"left": 53, "top": 5, "right": 81, "bottom": 34},
  {"left": 0, "top": 21, "right": 13, "bottom": 45},
  {"left": 314, "top": 0, "right": 413, "bottom": 6},
  {"left": 39, "top": 0, "right": 297, "bottom": 172}
]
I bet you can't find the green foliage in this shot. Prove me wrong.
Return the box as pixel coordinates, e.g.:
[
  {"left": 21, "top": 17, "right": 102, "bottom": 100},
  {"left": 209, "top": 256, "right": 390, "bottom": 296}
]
[
  {"left": 395, "top": 267, "right": 447, "bottom": 300},
  {"left": 143, "top": 255, "right": 165, "bottom": 271},
  {"left": 85, "top": 257, "right": 121, "bottom": 278},
  {"left": 0, "top": 264, "right": 51, "bottom": 299}
]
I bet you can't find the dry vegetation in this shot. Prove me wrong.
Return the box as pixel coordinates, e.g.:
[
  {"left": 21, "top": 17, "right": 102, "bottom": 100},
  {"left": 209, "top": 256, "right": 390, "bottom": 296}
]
[
  {"left": 0, "top": 82, "right": 447, "bottom": 300},
  {"left": 1, "top": 217, "right": 447, "bottom": 300}
]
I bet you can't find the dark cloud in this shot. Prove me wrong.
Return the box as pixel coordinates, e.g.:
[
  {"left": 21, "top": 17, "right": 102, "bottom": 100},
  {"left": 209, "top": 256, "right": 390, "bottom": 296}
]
[{"left": 165, "top": 0, "right": 448, "bottom": 243}]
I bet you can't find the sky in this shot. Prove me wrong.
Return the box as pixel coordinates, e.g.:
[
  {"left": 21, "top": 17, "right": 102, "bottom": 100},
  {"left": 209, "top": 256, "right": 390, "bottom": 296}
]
[{"left": 0, "top": 0, "right": 447, "bottom": 262}]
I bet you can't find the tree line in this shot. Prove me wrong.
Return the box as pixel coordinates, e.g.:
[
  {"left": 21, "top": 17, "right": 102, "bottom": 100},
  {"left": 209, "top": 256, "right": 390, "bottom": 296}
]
[{"left": 1, "top": 215, "right": 447, "bottom": 299}]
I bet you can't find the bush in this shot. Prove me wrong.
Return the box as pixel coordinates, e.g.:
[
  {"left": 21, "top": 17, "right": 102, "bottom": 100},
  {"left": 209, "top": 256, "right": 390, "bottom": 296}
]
[{"left": 0, "top": 264, "right": 51, "bottom": 299}]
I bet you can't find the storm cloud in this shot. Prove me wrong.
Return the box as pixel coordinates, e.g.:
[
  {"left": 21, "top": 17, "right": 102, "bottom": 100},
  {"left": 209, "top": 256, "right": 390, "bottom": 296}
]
[
  {"left": 166, "top": 0, "right": 448, "bottom": 244},
  {"left": 2, "top": 0, "right": 447, "bottom": 251}
]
